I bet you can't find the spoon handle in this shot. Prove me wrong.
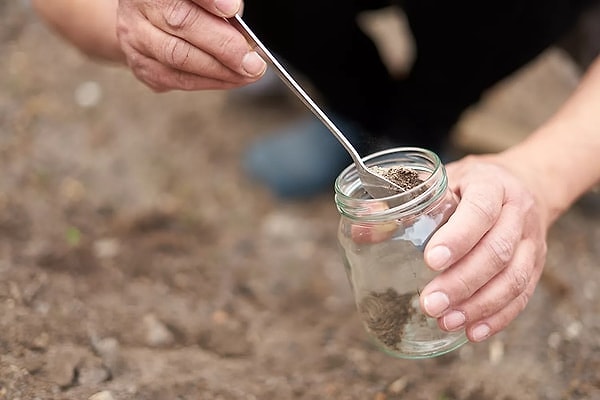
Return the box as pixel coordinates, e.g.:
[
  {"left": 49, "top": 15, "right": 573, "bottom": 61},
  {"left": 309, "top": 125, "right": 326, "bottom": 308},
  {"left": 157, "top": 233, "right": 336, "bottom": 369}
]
[{"left": 227, "top": 14, "right": 362, "bottom": 165}]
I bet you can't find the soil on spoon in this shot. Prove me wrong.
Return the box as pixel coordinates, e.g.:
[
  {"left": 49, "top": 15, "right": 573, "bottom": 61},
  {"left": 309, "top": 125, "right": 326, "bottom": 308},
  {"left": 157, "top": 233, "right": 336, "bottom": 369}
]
[{"left": 369, "top": 166, "right": 423, "bottom": 192}]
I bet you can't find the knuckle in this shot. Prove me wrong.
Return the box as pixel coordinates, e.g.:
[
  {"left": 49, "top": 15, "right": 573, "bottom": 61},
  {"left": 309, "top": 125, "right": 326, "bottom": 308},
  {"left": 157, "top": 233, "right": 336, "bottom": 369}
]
[
  {"left": 539, "top": 240, "right": 548, "bottom": 259},
  {"left": 456, "top": 275, "right": 475, "bottom": 298},
  {"left": 514, "top": 290, "right": 530, "bottom": 313},
  {"left": 128, "top": 54, "right": 154, "bottom": 80},
  {"left": 474, "top": 301, "right": 495, "bottom": 320},
  {"left": 485, "top": 235, "right": 515, "bottom": 268},
  {"left": 131, "top": 62, "right": 168, "bottom": 91},
  {"left": 214, "top": 34, "right": 240, "bottom": 61},
  {"left": 462, "top": 154, "right": 480, "bottom": 165},
  {"left": 116, "top": 21, "right": 129, "bottom": 40},
  {"left": 465, "top": 194, "right": 498, "bottom": 226},
  {"left": 125, "top": 51, "right": 175, "bottom": 92},
  {"left": 164, "top": 0, "right": 200, "bottom": 30},
  {"left": 173, "top": 70, "right": 198, "bottom": 90},
  {"left": 163, "top": 36, "right": 191, "bottom": 68},
  {"left": 136, "top": 70, "right": 166, "bottom": 92},
  {"left": 125, "top": 51, "right": 143, "bottom": 70},
  {"left": 522, "top": 192, "right": 536, "bottom": 212},
  {"left": 507, "top": 268, "right": 529, "bottom": 298}
]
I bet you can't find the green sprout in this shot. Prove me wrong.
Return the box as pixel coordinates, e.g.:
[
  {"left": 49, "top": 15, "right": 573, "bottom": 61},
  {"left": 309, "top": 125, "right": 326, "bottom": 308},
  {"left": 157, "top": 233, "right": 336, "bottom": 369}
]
[{"left": 65, "top": 226, "right": 81, "bottom": 246}]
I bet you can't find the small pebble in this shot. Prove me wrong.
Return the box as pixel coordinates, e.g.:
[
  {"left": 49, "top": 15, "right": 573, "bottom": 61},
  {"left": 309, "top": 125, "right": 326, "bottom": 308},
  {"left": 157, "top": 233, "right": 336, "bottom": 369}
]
[
  {"left": 78, "top": 365, "right": 110, "bottom": 386},
  {"left": 59, "top": 177, "right": 86, "bottom": 203},
  {"left": 44, "top": 345, "right": 86, "bottom": 387},
  {"left": 143, "top": 314, "right": 175, "bottom": 347},
  {"left": 488, "top": 339, "right": 504, "bottom": 365},
  {"left": 387, "top": 377, "right": 408, "bottom": 394},
  {"left": 565, "top": 321, "right": 583, "bottom": 340},
  {"left": 88, "top": 391, "right": 115, "bottom": 400},
  {"left": 548, "top": 332, "right": 562, "bottom": 349},
  {"left": 93, "top": 238, "right": 120, "bottom": 259},
  {"left": 75, "top": 81, "right": 102, "bottom": 108}
]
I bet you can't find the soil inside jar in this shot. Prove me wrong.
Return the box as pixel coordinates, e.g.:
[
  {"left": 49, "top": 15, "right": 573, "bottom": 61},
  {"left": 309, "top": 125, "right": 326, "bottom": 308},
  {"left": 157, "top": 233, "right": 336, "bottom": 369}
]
[{"left": 359, "top": 288, "right": 418, "bottom": 349}]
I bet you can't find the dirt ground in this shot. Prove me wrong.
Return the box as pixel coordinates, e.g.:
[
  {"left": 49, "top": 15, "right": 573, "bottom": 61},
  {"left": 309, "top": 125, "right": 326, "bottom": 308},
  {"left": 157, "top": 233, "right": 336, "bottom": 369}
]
[{"left": 2, "top": 3, "right": 600, "bottom": 399}]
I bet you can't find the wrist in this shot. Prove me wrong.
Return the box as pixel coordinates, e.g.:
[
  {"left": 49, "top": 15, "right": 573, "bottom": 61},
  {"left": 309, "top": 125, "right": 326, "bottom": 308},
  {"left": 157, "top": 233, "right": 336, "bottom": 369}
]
[
  {"left": 497, "top": 127, "right": 590, "bottom": 226},
  {"left": 494, "top": 56, "right": 600, "bottom": 225}
]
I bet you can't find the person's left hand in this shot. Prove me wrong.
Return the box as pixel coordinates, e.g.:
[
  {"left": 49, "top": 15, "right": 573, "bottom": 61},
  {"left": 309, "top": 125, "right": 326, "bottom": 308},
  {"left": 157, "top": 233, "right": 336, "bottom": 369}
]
[{"left": 419, "top": 154, "right": 551, "bottom": 342}]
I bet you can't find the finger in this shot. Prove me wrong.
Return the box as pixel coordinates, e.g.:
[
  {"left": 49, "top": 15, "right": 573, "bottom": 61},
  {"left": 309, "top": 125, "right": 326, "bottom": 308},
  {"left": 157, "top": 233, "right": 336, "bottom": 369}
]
[
  {"left": 463, "top": 277, "right": 537, "bottom": 342},
  {"left": 424, "top": 176, "right": 505, "bottom": 271},
  {"left": 145, "top": 0, "right": 266, "bottom": 77},
  {"left": 124, "top": 46, "right": 245, "bottom": 91},
  {"left": 438, "top": 239, "right": 537, "bottom": 332},
  {"left": 126, "top": 18, "right": 260, "bottom": 84},
  {"left": 420, "top": 201, "right": 524, "bottom": 317},
  {"left": 189, "top": 0, "right": 242, "bottom": 18}
]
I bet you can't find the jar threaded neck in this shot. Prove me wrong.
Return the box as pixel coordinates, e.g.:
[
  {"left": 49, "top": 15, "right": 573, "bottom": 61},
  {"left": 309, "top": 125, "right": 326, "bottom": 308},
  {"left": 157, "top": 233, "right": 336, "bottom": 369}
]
[{"left": 334, "top": 147, "right": 448, "bottom": 221}]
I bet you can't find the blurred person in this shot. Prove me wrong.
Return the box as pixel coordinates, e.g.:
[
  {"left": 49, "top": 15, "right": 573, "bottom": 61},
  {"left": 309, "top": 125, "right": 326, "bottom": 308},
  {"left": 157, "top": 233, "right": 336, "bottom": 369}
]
[{"left": 32, "top": 0, "right": 600, "bottom": 344}]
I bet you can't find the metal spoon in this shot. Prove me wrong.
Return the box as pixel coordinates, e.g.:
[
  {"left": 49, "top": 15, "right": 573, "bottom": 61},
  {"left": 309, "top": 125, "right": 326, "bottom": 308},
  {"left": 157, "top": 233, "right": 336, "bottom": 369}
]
[{"left": 227, "top": 14, "right": 403, "bottom": 198}]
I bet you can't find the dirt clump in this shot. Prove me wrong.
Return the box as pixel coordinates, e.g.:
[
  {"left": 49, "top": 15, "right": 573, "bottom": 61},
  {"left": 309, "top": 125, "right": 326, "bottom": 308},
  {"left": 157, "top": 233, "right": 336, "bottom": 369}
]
[{"left": 359, "top": 288, "right": 417, "bottom": 349}]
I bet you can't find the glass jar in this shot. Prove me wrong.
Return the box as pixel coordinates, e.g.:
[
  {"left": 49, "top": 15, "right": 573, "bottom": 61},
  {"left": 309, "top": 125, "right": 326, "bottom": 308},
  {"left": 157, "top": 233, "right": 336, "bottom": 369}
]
[{"left": 334, "top": 147, "right": 468, "bottom": 359}]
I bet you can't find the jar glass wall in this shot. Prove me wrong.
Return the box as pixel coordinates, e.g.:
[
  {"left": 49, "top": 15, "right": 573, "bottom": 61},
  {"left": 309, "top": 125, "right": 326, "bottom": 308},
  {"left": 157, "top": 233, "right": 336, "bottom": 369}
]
[{"left": 334, "top": 147, "right": 468, "bottom": 359}]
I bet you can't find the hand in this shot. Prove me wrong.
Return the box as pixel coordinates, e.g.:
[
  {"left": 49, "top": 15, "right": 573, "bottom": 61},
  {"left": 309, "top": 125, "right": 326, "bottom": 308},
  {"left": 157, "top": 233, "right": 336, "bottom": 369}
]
[
  {"left": 116, "top": 0, "right": 267, "bottom": 92},
  {"left": 419, "top": 154, "right": 550, "bottom": 342}
]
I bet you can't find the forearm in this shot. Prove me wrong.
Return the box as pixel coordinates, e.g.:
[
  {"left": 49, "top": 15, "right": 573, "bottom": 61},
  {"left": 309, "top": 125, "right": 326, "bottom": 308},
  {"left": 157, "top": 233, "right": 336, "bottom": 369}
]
[
  {"left": 500, "top": 56, "right": 600, "bottom": 224},
  {"left": 32, "top": 0, "right": 125, "bottom": 63}
]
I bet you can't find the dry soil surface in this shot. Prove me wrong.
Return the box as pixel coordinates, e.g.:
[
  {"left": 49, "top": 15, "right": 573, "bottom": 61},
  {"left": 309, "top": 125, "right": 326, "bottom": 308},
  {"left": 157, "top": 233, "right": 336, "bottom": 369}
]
[{"left": 1, "top": 3, "right": 600, "bottom": 400}]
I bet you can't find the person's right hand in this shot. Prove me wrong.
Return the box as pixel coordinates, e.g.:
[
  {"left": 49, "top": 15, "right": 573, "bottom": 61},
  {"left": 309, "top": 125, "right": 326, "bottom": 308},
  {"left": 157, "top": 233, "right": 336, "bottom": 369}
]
[{"left": 116, "top": 0, "right": 267, "bottom": 92}]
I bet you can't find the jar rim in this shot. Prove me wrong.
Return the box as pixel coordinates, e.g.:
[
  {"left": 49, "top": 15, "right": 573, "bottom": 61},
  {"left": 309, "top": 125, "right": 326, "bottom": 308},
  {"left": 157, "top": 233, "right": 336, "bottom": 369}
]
[{"left": 334, "top": 147, "right": 446, "bottom": 219}]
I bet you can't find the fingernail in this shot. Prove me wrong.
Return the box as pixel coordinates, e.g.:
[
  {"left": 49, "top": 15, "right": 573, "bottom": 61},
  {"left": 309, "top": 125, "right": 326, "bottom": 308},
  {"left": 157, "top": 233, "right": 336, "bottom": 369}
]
[
  {"left": 426, "top": 246, "right": 451, "bottom": 270},
  {"left": 442, "top": 310, "right": 466, "bottom": 331},
  {"left": 423, "top": 291, "right": 449, "bottom": 317},
  {"left": 215, "top": 0, "right": 240, "bottom": 16},
  {"left": 241, "top": 51, "right": 266, "bottom": 76},
  {"left": 471, "top": 323, "right": 491, "bottom": 342}
]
